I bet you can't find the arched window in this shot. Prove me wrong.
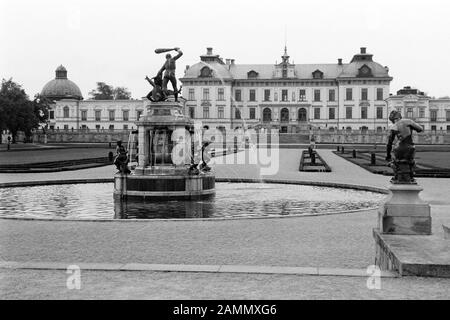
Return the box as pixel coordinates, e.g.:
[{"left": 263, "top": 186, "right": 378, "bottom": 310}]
[
  {"left": 312, "top": 70, "right": 324, "bottom": 79},
  {"left": 280, "top": 108, "right": 289, "bottom": 122},
  {"left": 247, "top": 70, "right": 259, "bottom": 79},
  {"left": 200, "top": 66, "right": 212, "bottom": 77},
  {"left": 346, "top": 126, "right": 352, "bottom": 133},
  {"left": 263, "top": 108, "right": 272, "bottom": 122},
  {"left": 361, "top": 126, "right": 368, "bottom": 134},
  {"left": 298, "top": 108, "right": 307, "bottom": 122},
  {"left": 63, "top": 106, "right": 70, "bottom": 118},
  {"left": 329, "top": 127, "right": 335, "bottom": 132}
]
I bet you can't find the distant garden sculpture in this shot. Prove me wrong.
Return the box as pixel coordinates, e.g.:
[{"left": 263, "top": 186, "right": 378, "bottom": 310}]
[
  {"left": 114, "top": 140, "right": 130, "bottom": 174},
  {"left": 385, "top": 110, "right": 423, "bottom": 184}
]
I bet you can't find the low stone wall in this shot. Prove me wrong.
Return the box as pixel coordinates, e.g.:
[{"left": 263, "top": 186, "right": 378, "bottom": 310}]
[
  {"left": 373, "top": 228, "right": 450, "bottom": 278},
  {"left": 373, "top": 229, "right": 402, "bottom": 274},
  {"left": 33, "top": 131, "right": 130, "bottom": 143},
  {"left": 314, "top": 133, "right": 388, "bottom": 144},
  {"left": 31, "top": 131, "right": 450, "bottom": 145},
  {"left": 33, "top": 131, "right": 250, "bottom": 145},
  {"left": 280, "top": 132, "right": 449, "bottom": 145}
]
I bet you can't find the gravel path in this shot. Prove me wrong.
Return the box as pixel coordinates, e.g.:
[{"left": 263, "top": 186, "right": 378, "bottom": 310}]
[
  {"left": 1, "top": 207, "right": 448, "bottom": 269},
  {"left": 1, "top": 148, "right": 450, "bottom": 299},
  {"left": 2, "top": 269, "right": 449, "bottom": 300},
  {"left": 0, "top": 210, "right": 381, "bottom": 268}
]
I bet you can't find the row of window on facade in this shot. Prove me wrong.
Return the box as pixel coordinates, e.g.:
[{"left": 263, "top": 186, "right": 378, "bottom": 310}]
[
  {"left": 188, "top": 88, "right": 385, "bottom": 102},
  {"left": 314, "top": 127, "right": 385, "bottom": 133},
  {"left": 47, "top": 123, "right": 450, "bottom": 133},
  {"left": 259, "top": 107, "right": 385, "bottom": 122},
  {"left": 393, "top": 108, "right": 450, "bottom": 122},
  {"left": 50, "top": 124, "right": 133, "bottom": 131},
  {"left": 186, "top": 78, "right": 388, "bottom": 87},
  {"left": 188, "top": 106, "right": 385, "bottom": 121},
  {"left": 51, "top": 108, "right": 144, "bottom": 121},
  {"left": 198, "top": 67, "right": 331, "bottom": 80}
]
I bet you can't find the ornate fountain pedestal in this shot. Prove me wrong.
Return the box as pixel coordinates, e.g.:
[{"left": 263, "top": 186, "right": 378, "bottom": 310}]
[
  {"left": 378, "top": 183, "right": 431, "bottom": 235},
  {"left": 114, "top": 100, "right": 215, "bottom": 200}
]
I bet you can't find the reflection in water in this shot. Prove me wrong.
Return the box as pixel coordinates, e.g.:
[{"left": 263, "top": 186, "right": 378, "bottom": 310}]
[{"left": 0, "top": 183, "right": 386, "bottom": 220}]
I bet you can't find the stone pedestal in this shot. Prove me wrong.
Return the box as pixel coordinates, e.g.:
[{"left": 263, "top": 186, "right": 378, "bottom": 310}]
[
  {"left": 373, "top": 229, "right": 450, "bottom": 277},
  {"left": 378, "top": 184, "right": 431, "bottom": 235}
]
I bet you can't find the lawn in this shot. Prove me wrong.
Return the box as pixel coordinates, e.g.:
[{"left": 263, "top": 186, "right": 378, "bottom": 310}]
[
  {"left": 0, "top": 146, "right": 113, "bottom": 165},
  {"left": 414, "top": 152, "right": 450, "bottom": 169},
  {"left": 335, "top": 148, "right": 450, "bottom": 177}
]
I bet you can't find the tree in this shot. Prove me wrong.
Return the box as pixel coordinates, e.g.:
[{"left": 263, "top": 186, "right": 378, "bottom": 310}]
[
  {"left": 88, "top": 82, "right": 114, "bottom": 100},
  {"left": 32, "top": 94, "right": 51, "bottom": 133},
  {"left": 88, "top": 82, "right": 132, "bottom": 100},
  {"left": 113, "top": 86, "right": 132, "bottom": 100},
  {"left": 0, "top": 79, "right": 49, "bottom": 143}
]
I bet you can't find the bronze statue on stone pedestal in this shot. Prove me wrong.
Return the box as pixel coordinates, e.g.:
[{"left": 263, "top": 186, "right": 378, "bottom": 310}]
[
  {"left": 385, "top": 110, "right": 423, "bottom": 184},
  {"left": 145, "top": 47, "right": 183, "bottom": 102},
  {"left": 143, "top": 47, "right": 183, "bottom": 102}
]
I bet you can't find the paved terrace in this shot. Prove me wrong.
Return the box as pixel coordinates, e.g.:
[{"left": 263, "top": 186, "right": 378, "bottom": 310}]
[{"left": 1, "top": 148, "right": 449, "bottom": 299}]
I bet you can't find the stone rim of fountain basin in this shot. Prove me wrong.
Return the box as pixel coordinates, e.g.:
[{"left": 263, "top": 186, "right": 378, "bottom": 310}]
[{"left": 0, "top": 178, "right": 389, "bottom": 222}]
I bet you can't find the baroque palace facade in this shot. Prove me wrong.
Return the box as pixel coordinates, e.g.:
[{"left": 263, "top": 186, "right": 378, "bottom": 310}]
[
  {"left": 41, "top": 48, "right": 450, "bottom": 134},
  {"left": 180, "top": 47, "right": 392, "bottom": 133}
]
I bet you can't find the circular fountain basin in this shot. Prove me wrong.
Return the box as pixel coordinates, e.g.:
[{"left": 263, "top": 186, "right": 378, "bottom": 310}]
[
  {"left": 0, "top": 182, "right": 386, "bottom": 220},
  {"left": 114, "top": 173, "right": 215, "bottom": 200}
]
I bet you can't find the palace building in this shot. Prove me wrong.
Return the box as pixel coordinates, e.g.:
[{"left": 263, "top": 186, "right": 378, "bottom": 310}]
[
  {"left": 41, "top": 49, "right": 449, "bottom": 135},
  {"left": 180, "top": 47, "right": 393, "bottom": 133},
  {"left": 386, "top": 86, "right": 450, "bottom": 133},
  {"left": 42, "top": 65, "right": 144, "bottom": 132}
]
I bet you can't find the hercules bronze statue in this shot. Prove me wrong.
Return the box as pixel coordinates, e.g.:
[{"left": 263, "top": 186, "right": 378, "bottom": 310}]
[{"left": 145, "top": 47, "right": 183, "bottom": 102}]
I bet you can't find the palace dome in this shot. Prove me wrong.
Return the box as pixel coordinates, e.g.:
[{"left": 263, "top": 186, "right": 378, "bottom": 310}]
[{"left": 41, "top": 65, "right": 83, "bottom": 100}]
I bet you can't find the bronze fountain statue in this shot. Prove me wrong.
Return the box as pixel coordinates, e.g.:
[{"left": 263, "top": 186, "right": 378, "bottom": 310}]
[
  {"left": 114, "top": 140, "right": 131, "bottom": 174},
  {"left": 385, "top": 110, "right": 423, "bottom": 184},
  {"left": 145, "top": 47, "right": 183, "bottom": 102},
  {"left": 114, "top": 46, "right": 215, "bottom": 201}
]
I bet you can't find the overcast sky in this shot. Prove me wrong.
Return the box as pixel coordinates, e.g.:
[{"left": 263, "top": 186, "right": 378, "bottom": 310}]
[{"left": 1, "top": 0, "right": 449, "bottom": 99}]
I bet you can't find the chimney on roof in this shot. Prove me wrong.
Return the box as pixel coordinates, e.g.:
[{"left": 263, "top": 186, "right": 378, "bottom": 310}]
[
  {"left": 230, "top": 59, "right": 235, "bottom": 65},
  {"left": 207, "top": 47, "right": 213, "bottom": 55},
  {"left": 360, "top": 47, "right": 367, "bottom": 54},
  {"left": 338, "top": 58, "right": 343, "bottom": 65},
  {"left": 226, "top": 59, "right": 231, "bottom": 65},
  {"left": 185, "top": 65, "right": 190, "bottom": 71}
]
